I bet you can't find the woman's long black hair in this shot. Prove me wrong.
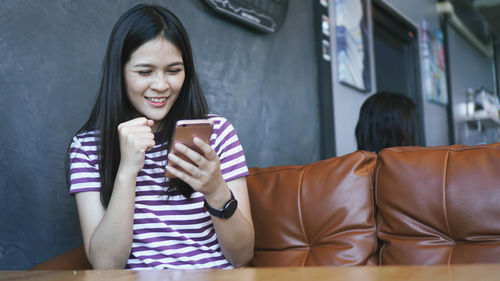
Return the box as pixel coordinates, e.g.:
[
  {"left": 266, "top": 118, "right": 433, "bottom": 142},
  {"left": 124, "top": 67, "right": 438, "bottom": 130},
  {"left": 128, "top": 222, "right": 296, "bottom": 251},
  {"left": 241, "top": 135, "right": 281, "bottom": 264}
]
[
  {"left": 355, "top": 91, "right": 417, "bottom": 153},
  {"left": 67, "top": 4, "right": 208, "bottom": 208}
]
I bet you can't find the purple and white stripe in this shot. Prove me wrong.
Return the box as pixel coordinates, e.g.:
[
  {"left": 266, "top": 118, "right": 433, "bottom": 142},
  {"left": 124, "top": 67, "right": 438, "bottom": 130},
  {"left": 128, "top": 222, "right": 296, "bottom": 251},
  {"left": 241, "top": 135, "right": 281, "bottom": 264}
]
[{"left": 69, "top": 115, "right": 249, "bottom": 269}]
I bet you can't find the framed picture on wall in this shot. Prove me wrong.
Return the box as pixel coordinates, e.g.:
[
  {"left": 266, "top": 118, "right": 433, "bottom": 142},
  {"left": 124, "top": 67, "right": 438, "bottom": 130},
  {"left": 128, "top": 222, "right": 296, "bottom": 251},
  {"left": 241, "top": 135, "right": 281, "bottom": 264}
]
[
  {"left": 335, "top": 0, "right": 371, "bottom": 92},
  {"left": 421, "top": 20, "right": 448, "bottom": 105},
  {"left": 202, "top": 0, "right": 289, "bottom": 33}
]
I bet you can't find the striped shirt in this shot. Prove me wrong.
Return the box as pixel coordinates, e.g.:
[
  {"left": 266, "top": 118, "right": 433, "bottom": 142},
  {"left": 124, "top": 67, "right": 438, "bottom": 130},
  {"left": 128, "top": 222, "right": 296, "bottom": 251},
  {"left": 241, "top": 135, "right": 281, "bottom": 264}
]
[{"left": 69, "top": 115, "right": 249, "bottom": 269}]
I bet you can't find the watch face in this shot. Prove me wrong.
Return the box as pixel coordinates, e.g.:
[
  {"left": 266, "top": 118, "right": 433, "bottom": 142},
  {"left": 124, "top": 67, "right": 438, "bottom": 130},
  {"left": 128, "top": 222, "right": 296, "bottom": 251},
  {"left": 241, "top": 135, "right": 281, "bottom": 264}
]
[{"left": 223, "top": 200, "right": 238, "bottom": 219}]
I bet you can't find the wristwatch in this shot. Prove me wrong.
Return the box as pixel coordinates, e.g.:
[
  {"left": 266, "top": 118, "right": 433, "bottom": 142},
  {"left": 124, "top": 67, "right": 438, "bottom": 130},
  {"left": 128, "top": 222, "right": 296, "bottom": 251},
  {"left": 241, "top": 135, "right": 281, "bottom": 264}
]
[{"left": 203, "top": 190, "right": 238, "bottom": 219}]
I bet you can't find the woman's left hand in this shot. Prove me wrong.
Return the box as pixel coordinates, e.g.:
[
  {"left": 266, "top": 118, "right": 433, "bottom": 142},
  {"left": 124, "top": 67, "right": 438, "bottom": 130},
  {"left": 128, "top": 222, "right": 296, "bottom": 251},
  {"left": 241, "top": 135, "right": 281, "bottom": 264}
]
[{"left": 166, "top": 137, "right": 227, "bottom": 199}]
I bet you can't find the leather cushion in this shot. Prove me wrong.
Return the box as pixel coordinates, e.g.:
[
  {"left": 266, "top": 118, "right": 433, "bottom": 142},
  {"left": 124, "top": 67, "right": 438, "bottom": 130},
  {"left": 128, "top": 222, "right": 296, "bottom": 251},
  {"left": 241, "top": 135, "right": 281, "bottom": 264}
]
[
  {"left": 375, "top": 143, "right": 500, "bottom": 265},
  {"left": 247, "top": 151, "right": 377, "bottom": 266}
]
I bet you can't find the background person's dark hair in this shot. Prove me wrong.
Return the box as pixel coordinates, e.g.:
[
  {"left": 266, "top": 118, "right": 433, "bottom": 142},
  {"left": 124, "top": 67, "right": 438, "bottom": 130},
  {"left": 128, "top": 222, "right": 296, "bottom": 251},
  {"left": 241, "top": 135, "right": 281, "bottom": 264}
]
[
  {"left": 355, "top": 91, "right": 417, "bottom": 153},
  {"left": 66, "top": 4, "right": 208, "bottom": 207}
]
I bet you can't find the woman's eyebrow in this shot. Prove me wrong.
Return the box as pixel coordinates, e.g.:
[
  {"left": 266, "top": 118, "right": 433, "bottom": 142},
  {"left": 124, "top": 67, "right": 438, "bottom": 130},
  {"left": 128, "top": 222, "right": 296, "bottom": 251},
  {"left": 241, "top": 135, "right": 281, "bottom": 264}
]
[
  {"left": 133, "top": 62, "right": 184, "bottom": 67},
  {"left": 133, "top": 63, "right": 154, "bottom": 67}
]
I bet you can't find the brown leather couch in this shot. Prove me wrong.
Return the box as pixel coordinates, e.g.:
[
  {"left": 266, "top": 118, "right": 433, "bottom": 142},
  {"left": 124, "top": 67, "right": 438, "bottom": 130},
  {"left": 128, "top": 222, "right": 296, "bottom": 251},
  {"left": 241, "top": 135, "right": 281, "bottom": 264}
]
[
  {"left": 248, "top": 142, "right": 500, "bottom": 266},
  {"left": 31, "top": 143, "right": 500, "bottom": 269}
]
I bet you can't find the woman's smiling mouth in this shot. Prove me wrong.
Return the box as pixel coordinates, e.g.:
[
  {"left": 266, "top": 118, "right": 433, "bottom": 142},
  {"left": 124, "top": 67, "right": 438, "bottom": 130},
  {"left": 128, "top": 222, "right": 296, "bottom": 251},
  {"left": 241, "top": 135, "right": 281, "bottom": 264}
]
[{"left": 145, "top": 96, "right": 167, "bottom": 107}]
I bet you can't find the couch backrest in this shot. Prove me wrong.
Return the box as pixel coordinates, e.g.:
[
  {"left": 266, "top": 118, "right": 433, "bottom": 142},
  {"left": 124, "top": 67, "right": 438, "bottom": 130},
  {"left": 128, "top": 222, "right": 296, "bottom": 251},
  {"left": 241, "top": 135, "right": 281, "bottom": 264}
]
[
  {"left": 247, "top": 151, "right": 378, "bottom": 266},
  {"left": 375, "top": 143, "right": 500, "bottom": 265}
]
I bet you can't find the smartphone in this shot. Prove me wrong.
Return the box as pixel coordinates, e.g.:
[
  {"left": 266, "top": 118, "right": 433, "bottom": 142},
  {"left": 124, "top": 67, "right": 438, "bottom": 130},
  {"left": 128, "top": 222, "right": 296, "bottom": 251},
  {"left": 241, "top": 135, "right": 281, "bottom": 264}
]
[{"left": 166, "top": 119, "right": 214, "bottom": 178}]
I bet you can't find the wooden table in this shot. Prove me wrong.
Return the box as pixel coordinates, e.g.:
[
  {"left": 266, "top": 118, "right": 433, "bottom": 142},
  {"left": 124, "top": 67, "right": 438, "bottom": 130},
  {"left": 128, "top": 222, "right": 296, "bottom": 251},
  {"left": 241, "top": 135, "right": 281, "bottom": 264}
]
[{"left": 2, "top": 265, "right": 500, "bottom": 281}]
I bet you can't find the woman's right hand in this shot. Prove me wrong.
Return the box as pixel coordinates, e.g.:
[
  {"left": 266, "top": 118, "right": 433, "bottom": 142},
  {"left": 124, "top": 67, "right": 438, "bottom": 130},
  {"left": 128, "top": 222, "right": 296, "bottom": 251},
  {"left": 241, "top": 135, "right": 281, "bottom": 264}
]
[{"left": 117, "top": 117, "right": 155, "bottom": 174}]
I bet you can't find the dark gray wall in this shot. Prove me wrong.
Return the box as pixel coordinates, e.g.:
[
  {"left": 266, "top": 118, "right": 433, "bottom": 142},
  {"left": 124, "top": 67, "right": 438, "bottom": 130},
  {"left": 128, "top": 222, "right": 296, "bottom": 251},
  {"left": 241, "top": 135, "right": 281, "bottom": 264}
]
[
  {"left": 496, "top": 42, "right": 500, "bottom": 97},
  {"left": 0, "top": 0, "right": 319, "bottom": 269}
]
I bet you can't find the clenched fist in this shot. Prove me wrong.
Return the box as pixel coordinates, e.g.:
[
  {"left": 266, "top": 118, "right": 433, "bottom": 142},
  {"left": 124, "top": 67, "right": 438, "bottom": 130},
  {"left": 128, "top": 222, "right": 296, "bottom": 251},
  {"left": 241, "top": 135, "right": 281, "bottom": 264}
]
[{"left": 117, "top": 117, "right": 155, "bottom": 175}]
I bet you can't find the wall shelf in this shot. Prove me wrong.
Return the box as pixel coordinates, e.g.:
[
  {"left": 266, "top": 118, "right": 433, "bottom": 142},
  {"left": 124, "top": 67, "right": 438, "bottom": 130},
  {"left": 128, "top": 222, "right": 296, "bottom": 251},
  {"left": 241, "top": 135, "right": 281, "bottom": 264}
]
[{"left": 457, "top": 113, "right": 500, "bottom": 145}]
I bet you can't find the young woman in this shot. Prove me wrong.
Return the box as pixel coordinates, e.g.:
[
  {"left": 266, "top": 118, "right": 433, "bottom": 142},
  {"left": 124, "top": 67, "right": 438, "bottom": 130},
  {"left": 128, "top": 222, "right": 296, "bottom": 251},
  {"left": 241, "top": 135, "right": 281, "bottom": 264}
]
[
  {"left": 355, "top": 91, "right": 418, "bottom": 153},
  {"left": 67, "top": 4, "right": 254, "bottom": 269}
]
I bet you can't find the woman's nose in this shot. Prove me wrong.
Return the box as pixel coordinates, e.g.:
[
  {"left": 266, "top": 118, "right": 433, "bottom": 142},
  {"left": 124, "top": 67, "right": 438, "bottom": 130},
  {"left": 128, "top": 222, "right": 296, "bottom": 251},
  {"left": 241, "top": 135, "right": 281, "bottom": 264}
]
[{"left": 151, "top": 73, "right": 169, "bottom": 92}]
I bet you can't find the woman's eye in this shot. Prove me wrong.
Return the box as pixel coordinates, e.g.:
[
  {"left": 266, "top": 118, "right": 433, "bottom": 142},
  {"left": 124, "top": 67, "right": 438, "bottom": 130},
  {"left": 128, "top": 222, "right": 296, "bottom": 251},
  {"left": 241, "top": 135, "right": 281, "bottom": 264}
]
[
  {"left": 137, "top": 70, "right": 152, "bottom": 75},
  {"left": 167, "top": 69, "right": 182, "bottom": 74}
]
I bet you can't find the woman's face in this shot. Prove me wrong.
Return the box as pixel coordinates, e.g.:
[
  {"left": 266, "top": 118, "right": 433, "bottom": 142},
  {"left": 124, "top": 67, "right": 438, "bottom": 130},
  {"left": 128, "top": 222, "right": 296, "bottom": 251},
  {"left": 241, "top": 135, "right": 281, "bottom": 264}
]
[{"left": 124, "top": 37, "right": 185, "bottom": 130}]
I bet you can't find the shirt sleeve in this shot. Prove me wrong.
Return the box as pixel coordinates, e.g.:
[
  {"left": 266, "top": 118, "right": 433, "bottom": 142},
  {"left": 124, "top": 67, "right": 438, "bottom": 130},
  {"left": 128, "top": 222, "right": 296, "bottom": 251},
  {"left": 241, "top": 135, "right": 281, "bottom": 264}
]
[
  {"left": 68, "top": 134, "right": 101, "bottom": 194},
  {"left": 209, "top": 116, "right": 250, "bottom": 182}
]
